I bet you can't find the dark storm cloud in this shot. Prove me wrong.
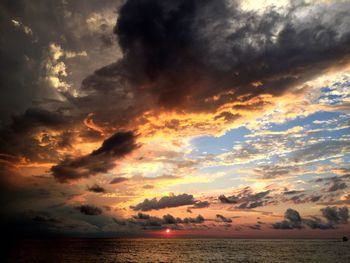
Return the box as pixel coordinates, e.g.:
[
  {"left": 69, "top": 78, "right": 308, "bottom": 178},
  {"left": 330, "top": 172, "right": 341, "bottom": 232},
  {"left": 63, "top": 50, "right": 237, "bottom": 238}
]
[
  {"left": 87, "top": 183, "right": 106, "bottom": 193},
  {"left": 10, "top": 108, "right": 68, "bottom": 132},
  {"left": 219, "top": 187, "right": 270, "bottom": 209},
  {"left": 0, "top": 0, "right": 128, "bottom": 178},
  {"left": 131, "top": 193, "right": 195, "bottom": 211},
  {"left": 2, "top": 0, "right": 350, "bottom": 187},
  {"left": 79, "top": 0, "right": 350, "bottom": 128},
  {"left": 76, "top": 205, "right": 103, "bottom": 216},
  {"left": 0, "top": 0, "right": 123, "bottom": 125},
  {"left": 0, "top": 107, "right": 74, "bottom": 164},
  {"left": 51, "top": 131, "right": 139, "bottom": 183}
]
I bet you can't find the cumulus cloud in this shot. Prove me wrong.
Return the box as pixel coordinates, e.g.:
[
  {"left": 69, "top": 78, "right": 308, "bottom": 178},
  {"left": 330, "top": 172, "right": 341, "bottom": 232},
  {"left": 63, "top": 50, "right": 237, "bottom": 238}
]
[
  {"left": 181, "top": 215, "right": 205, "bottom": 224},
  {"left": 219, "top": 187, "right": 270, "bottom": 209},
  {"left": 321, "top": 206, "right": 349, "bottom": 225},
  {"left": 303, "top": 217, "right": 333, "bottom": 230},
  {"left": 272, "top": 208, "right": 303, "bottom": 230},
  {"left": 285, "top": 208, "right": 302, "bottom": 228},
  {"left": 51, "top": 131, "right": 139, "bottom": 183},
  {"left": 273, "top": 206, "right": 349, "bottom": 230},
  {"left": 131, "top": 193, "right": 195, "bottom": 211},
  {"left": 162, "top": 214, "right": 178, "bottom": 224},
  {"left": 114, "top": 212, "right": 205, "bottom": 230}
]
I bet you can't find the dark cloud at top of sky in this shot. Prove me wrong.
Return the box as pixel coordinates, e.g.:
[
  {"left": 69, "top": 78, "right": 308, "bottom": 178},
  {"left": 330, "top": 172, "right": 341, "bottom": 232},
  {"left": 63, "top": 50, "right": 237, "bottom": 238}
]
[
  {"left": 0, "top": 0, "right": 123, "bottom": 125},
  {"left": 131, "top": 193, "right": 195, "bottom": 211},
  {"left": 51, "top": 131, "right": 139, "bottom": 183},
  {"left": 1, "top": 0, "right": 350, "bottom": 184},
  {"left": 77, "top": 0, "right": 350, "bottom": 127}
]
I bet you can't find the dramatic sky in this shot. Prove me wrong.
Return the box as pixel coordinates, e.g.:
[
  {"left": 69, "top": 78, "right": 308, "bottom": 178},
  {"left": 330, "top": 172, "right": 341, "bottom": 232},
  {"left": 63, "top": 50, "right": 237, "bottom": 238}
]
[{"left": 1, "top": 0, "right": 350, "bottom": 238}]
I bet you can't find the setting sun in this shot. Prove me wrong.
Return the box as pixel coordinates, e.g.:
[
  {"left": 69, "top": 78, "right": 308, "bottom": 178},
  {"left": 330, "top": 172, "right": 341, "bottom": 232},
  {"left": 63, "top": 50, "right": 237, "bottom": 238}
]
[{"left": 166, "top": 228, "right": 171, "bottom": 234}]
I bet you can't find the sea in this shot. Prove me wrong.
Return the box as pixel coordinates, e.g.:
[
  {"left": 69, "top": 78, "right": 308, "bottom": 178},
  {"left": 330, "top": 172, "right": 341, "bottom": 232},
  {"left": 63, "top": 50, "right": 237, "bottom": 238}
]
[{"left": 5, "top": 238, "right": 350, "bottom": 263}]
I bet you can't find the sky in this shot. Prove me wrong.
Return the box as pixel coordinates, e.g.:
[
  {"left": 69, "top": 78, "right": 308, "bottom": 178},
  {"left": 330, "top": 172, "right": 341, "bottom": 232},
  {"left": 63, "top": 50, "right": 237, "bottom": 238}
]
[{"left": 1, "top": 0, "right": 350, "bottom": 238}]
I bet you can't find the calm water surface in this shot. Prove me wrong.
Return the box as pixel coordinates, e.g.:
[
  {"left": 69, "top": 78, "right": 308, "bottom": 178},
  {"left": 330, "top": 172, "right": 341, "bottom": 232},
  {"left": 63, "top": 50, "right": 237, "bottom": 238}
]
[{"left": 6, "top": 238, "right": 350, "bottom": 263}]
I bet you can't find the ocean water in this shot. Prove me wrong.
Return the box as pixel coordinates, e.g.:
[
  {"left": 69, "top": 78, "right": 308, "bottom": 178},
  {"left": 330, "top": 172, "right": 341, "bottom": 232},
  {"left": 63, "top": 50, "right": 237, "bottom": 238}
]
[{"left": 5, "top": 238, "right": 350, "bottom": 263}]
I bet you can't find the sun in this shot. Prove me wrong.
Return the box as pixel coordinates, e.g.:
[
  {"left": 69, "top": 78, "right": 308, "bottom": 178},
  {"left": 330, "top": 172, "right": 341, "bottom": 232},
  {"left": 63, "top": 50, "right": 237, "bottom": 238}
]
[{"left": 166, "top": 228, "right": 171, "bottom": 234}]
